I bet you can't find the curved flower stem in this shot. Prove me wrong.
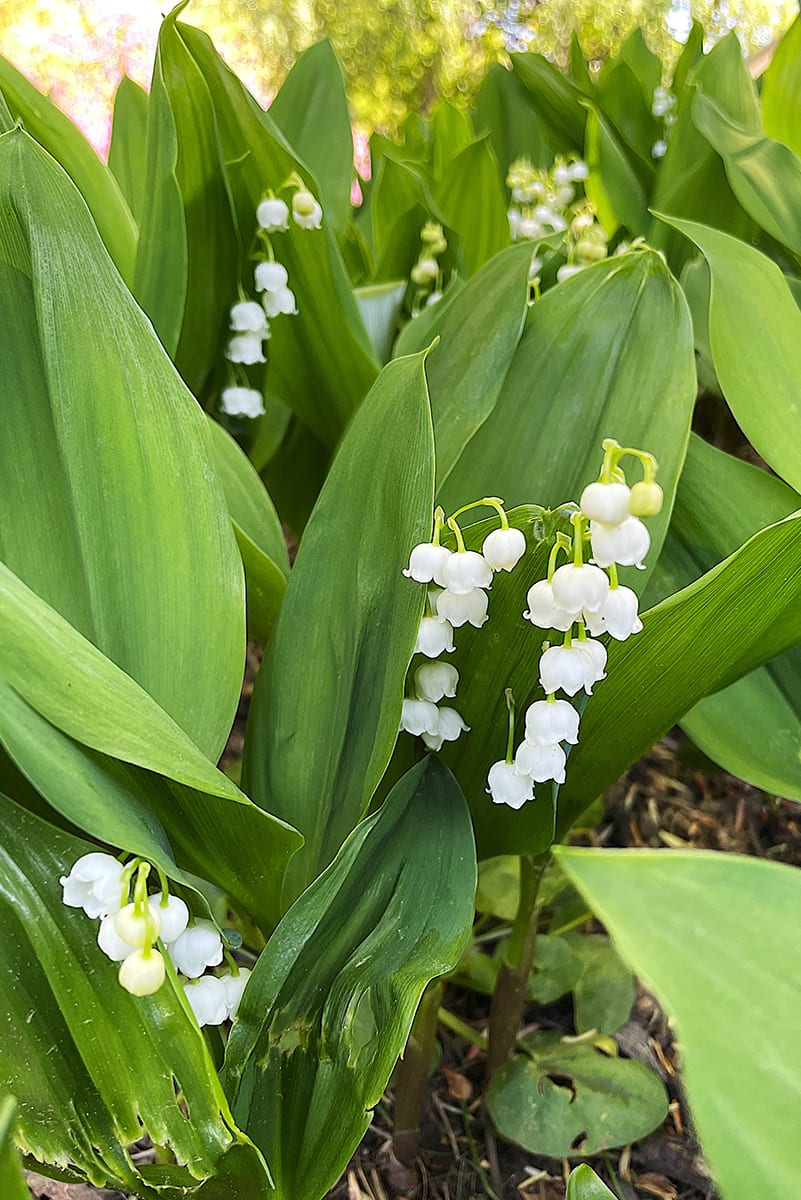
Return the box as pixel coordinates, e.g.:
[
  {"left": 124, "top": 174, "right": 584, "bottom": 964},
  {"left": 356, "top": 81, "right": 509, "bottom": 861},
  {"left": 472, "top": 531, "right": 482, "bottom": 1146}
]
[
  {"left": 486, "top": 852, "right": 550, "bottom": 1077},
  {"left": 393, "top": 977, "right": 445, "bottom": 1164}
]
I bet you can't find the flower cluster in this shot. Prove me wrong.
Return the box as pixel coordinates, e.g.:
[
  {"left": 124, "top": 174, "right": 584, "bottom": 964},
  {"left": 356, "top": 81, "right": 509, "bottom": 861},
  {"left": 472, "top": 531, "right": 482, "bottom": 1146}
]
[
  {"left": 556, "top": 200, "right": 610, "bottom": 283},
  {"left": 506, "top": 155, "right": 588, "bottom": 243},
  {"left": 220, "top": 179, "right": 322, "bottom": 419},
  {"left": 410, "top": 222, "right": 448, "bottom": 313},
  {"left": 60, "top": 853, "right": 250, "bottom": 1026},
  {"left": 651, "top": 85, "right": 677, "bottom": 159},
  {"left": 401, "top": 500, "right": 527, "bottom": 751},
  {"left": 487, "top": 439, "right": 662, "bottom": 808}
]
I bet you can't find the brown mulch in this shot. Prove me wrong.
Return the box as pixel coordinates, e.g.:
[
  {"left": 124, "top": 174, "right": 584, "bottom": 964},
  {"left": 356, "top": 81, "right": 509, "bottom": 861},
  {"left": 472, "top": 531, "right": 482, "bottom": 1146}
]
[{"left": 26, "top": 731, "right": 801, "bottom": 1200}]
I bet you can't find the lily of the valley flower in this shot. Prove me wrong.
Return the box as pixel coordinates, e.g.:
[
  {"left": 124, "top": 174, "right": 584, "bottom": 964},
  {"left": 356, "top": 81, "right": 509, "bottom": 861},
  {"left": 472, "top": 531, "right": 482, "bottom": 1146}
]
[
  {"left": 148, "top": 894, "right": 189, "bottom": 944},
  {"left": 169, "top": 919, "right": 224, "bottom": 980},
  {"left": 226, "top": 332, "right": 267, "bottom": 365},
  {"left": 119, "top": 947, "right": 166, "bottom": 997},
  {"left": 524, "top": 699, "right": 580, "bottom": 745},
  {"left": 441, "top": 550, "right": 492, "bottom": 595},
  {"left": 514, "top": 739, "right": 566, "bottom": 784},
  {"left": 292, "top": 189, "right": 323, "bottom": 229},
  {"left": 400, "top": 698, "right": 441, "bottom": 737},
  {"left": 183, "top": 975, "right": 228, "bottom": 1027},
  {"left": 403, "top": 542, "right": 451, "bottom": 585},
  {"left": 220, "top": 968, "right": 252, "bottom": 1021},
  {"left": 482, "top": 527, "right": 526, "bottom": 572},
  {"left": 583, "top": 585, "right": 643, "bottom": 641},
  {"left": 539, "top": 643, "right": 599, "bottom": 697},
  {"left": 590, "top": 516, "right": 650, "bottom": 568},
  {"left": 114, "top": 901, "right": 161, "bottom": 948},
  {"left": 422, "top": 707, "right": 469, "bottom": 751},
  {"left": 229, "top": 300, "right": 268, "bottom": 332},
  {"left": 254, "top": 261, "right": 288, "bottom": 293},
  {"left": 486, "top": 760, "right": 534, "bottom": 809},
  {"left": 550, "top": 562, "right": 609, "bottom": 614},
  {"left": 415, "top": 615, "right": 455, "bottom": 658},
  {"left": 580, "top": 481, "right": 631, "bottom": 525},
  {"left": 524, "top": 580, "right": 578, "bottom": 632},
  {"left": 628, "top": 480, "right": 664, "bottom": 517},
  {"left": 262, "top": 287, "right": 298, "bottom": 318},
  {"left": 220, "top": 387, "right": 265, "bottom": 419},
  {"left": 98, "top": 914, "right": 136, "bottom": 962},
  {"left": 414, "top": 661, "right": 459, "bottom": 703},
  {"left": 257, "top": 196, "right": 290, "bottom": 231},
  {"left": 60, "top": 853, "right": 125, "bottom": 919},
  {"left": 436, "top": 587, "right": 488, "bottom": 629}
]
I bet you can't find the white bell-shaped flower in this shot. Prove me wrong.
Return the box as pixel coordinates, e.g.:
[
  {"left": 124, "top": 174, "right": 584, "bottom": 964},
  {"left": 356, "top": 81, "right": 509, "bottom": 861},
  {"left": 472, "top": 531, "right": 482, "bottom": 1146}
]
[
  {"left": 514, "top": 740, "right": 567, "bottom": 784},
  {"left": 261, "top": 286, "right": 298, "bottom": 318},
  {"left": 580, "top": 481, "right": 631, "bottom": 526},
  {"left": 254, "top": 261, "right": 288, "bottom": 292},
  {"left": 415, "top": 615, "right": 455, "bottom": 658},
  {"left": 411, "top": 257, "right": 439, "bottom": 285},
  {"left": 98, "top": 914, "right": 135, "bottom": 962},
  {"left": 519, "top": 216, "right": 545, "bottom": 239},
  {"left": 482, "top": 527, "right": 526, "bottom": 572},
  {"left": 583, "top": 586, "right": 642, "bottom": 641},
  {"left": 226, "top": 332, "right": 267, "bottom": 365},
  {"left": 414, "top": 662, "right": 458, "bottom": 703},
  {"left": 402, "top": 542, "right": 451, "bottom": 585},
  {"left": 551, "top": 563, "right": 609, "bottom": 614},
  {"left": 292, "top": 189, "right": 323, "bottom": 229},
  {"left": 569, "top": 159, "right": 589, "bottom": 181},
  {"left": 539, "top": 644, "right": 596, "bottom": 697},
  {"left": 422, "top": 707, "right": 469, "bottom": 751},
  {"left": 524, "top": 699, "right": 580, "bottom": 746},
  {"left": 442, "top": 551, "right": 493, "bottom": 596},
  {"left": 508, "top": 208, "right": 522, "bottom": 238},
  {"left": 220, "top": 967, "right": 252, "bottom": 1021},
  {"left": 523, "top": 580, "right": 578, "bottom": 631},
  {"left": 148, "top": 895, "right": 189, "bottom": 944},
  {"left": 183, "top": 975, "right": 228, "bottom": 1027},
  {"left": 437, "top": 587, "right": 488, "bottom": 629},
  {"left": 575, "top": 638, "right": 607, "bottom": 686},
  {"left": 400, "top": 698, "right": 440, "bottom": 737},
  {"left": 557, "top": 264, "right": 584, "bottom": 282},
  {"left": 169, "top": 919, "right": 223, "bottom": 979},
  {"left": 229, "top": 300, "right": 268, "bottom": 332},
  {"left": 651, "top": 139, "right": 668, "bottom": 159},
  {"left": 118, "top": 948, "right": 166, "bottom": 996},
  {"left": 256, "top": 196, "right": 290, "bottom": 231},
  {"left": 590, "top": 516, "right": 650, "bottom": 568},
  {"left": 60, "top": 852, "right": 125, "bottom": 919},
  {"left": 220, "top": 386, "right": 265, "bottom": 419},
  {"left": 552, "top": 163, "right": 572, "bottom": 186},
  {"left": 535, "top": 205, "right": 567, "bottom": 231},
  {"left": 486, "top": 761, "right": 534, "bottom": 810},
  {"left": 115, "top": 901, "right": 161, "bottom": 948}
]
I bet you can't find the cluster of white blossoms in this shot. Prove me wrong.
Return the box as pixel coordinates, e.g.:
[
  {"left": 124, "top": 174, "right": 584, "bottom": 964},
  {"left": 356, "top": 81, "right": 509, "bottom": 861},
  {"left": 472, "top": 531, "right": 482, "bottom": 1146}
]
[
  {"left": 401, "top": 499, "right": 527, "bottom": 751},
  {"left": 651, "top": 85, "right": 677, "bottom": 159},
  {"left": 555, "top": 200, "right": 610, "bottom": 284},
  {"left": 60, "top": 853, "right": 250, "bottom": 1027},
  {"left": 487, "top": 439, "right": 663, "bottom": 809},
  {"left": 507, "top": 156, "right": 589, "bottom": 243},
  {"left": 220, "top": 179, "right": 322, "bottom": 420},
  {"left": 410, "top": 222, "right": 448, "bottom": 313}
]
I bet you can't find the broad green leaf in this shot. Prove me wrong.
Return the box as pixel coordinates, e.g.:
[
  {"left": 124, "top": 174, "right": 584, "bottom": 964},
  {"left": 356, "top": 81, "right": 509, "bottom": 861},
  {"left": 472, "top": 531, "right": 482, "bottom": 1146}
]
[
  {"left": 135, "top": 10, "right": 239, "bottom": 393},
  {"left": 355, "top": 280, "right": 408, "bottom": 363},
  {"left": 487, "top": 1031, "right": 667, "bottom": 1157},
  {"left": 0, "top": 1098, "right": 27, "bottom": 1200},
  {"left": 455, "top": 934, "right": 582, "bottom": 1005},
  {"left": 567, "top": 33, "right": 594, "bottom": 93},
  {"left": 0, "top": 563, "right": 300, "bottom": 929},
  {"left": 556, "top": 847, "right": 801, "bottom": 1200},
  {"left": 370, "top": 155, "right": 456, "bottom": 282},
  {"left": 269, "top": 40, "right": 353, "bottom": 238},
  {"left": 474, "top": 62, "right": 549, "bottom": 178},
  {"left": 584, "top": 105, "right": 649, "bottom": 235},
  {"left": 222, "top": 758, "right": 476, "bottom": 1200},
  {"left": 596, "top": 58, "right": 659, "bottom": 168},
  {"left": 661, "top": 215, "right": 801, "bottom": 492},
  {"left": 0, "top": 796, "right": 268, "bottom": 1197},
  {"left": 617, "top": 27, "right": 662, "bottom": 100},
  {"left": 431, "top": 100, "right": 473, "bottom": 178},
  {"left": 762, "top": 16, "right": 801, "bottom": 156},
  {"left": 671, "top": 21, "right": 704, "bottom": 97},
  {"left": 177, "top": 20, "right": 379, "bottom": 446},
  {"left": 567, "top": 1164, "right": 616, "bottom": 1200},
  {"left": 648, "top": 435, "right": 801, "bottom": 800},
  {"left": 435, "top": 136, "right": 509, "bottom": 275},
  {"left": 206, "top": 419, "right": 289, "bottom": 645},
  {"left": 0, "top": 128, "right": 244, "bottom": 761},
  {"left": 692, "top": 89, "right": 801, "bottom": 253},
  {"left": 512, "top": 53, "right": 587, "bottom": 151},
  {"left": 566, "top": 932, "right": 635, "bottom": 1034},
  {"left": 0, "top": 56, "right": 137, "bottom": 282},
  {"left": 243, "top": 352, "right": 435, "bottom": 905},
  {"left": 108, "top": 76, "right": 149, "bottom": 223}
]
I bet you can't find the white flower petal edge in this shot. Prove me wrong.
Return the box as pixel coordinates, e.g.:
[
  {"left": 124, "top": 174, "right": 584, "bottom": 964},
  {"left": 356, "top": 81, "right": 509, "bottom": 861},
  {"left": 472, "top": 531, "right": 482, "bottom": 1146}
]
[
  {"left": 486, "top": 761, "right": 534, "bottom": 809},
  {"left": 482, "top": 527, "right": 526, "bottom": 572}
]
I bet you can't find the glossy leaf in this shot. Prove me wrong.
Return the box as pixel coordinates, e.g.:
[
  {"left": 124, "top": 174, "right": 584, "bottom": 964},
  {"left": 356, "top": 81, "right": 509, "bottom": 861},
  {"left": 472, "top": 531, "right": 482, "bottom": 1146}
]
[
  {"left": 596, "top": 58, "right": 658, "bottom": 167},
  {"left": 223, "top": 758, "right": 476, "bottom": 1200},
  {"left": 0, "top": 127, "right": 244, "bottom": 761},
  {"left": 108, "top": 75, "right": 149, "bottom": 223},
  {"left": 0, "top": 56, "right": 137, "bottom": 282},
  {"left": 566, "top": 1165, "right": 616, "bottom": 1200},
  {"left": 648, "top": 435, "right": 801, "bottom": 800},
  {"left": 435, "top": 136, "right": 509, "bottom": 275},
  {"left": 511, "top": 52, "right": 587, "bottom": 151},
  {"left": 355, "top": 280, "right": 408, "bottom": 363},
  {"left": 557, "top": 847, "right": 801, "bottom": 1200},
  {"left": 662, "top": 214, "right": 801, "bottom": 492},
  {"left": 584, "top": 104, "right": 649, "bottom": 235},
  {"left": 617, "top": 27, "right": 661, "bottom": 100},
  {"left": 0, "top": 796, "right": 268, "bottom": 1196},
  {"left": 473, "top": 62, "right": 548, "bottom": 177},
  {"left": 269, "top": 40, "right": 353, "bottom": 237},
  {"left": 762, "top": 16, "right": 801, "bottom": 156},
  {"left": 243, "top": 351, "right": 435, "bottom": 905},
  {"left": 0, "top": 1098, "right": 27, "bottom": 1200},
  {"left": 431, "top": 99, "right": 473, "bottom": 178},
  {"left": 487, "top": 1031, "right": 667, "bottom": 1157}
]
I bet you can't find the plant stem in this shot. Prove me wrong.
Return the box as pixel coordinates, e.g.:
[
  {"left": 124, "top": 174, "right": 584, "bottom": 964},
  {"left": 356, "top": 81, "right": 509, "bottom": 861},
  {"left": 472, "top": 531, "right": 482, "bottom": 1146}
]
[
  {"left": 393, "top": 977, "right": 444, "bottom": 1164},
  {"left": 486, "top": 853, "right": 549, "bottom": 1076}
]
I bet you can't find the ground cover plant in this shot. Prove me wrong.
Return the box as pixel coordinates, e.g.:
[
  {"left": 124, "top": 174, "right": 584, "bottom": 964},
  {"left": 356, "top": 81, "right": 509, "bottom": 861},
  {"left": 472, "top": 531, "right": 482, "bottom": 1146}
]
[{"left": 2, "top": 5, "right": 801, "bottom": 1199}]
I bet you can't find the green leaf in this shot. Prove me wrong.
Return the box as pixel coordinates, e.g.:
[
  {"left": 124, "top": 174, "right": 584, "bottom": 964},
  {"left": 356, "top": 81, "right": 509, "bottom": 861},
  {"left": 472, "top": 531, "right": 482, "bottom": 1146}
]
[
  {"left": 566, "top": 933, "right": 635, "bottom": 1035},
  {"left": 0, "top": 56, "right": 137, "bottom": 282},
  {"left": 596, "top": 58, "right": 659, "bottom": 167},
  {"left": 0, "top": 127, "right": 244, "bottom": 762},
  {"left": 762, "top": 16, "right": 801, "bottom": 156},
  {"left": 269, "top": 40, "right": 353, "bottom": 238},
  {"left": 661, "top": 214, "right": 801, "bottom": 492},
  {"left": 0, "top": 1098, "right": 27, "bottom": 1200},
  {"left": 584, "top": 104, "right": 649, "bottom": 235},
  {"left": 511, "top": 53, "right": 587, "bottom": 152},
  {"left": 648, "top": 435, "right": 801, "bottom": 800},
  {"left": 487, "top": 1031, "right": 667, "bottom": 1157},
  {"left": 556, "top": 847, "right": 801, "bottom": 1200},
  {"left": 566, "top": 1164, "right": 616, "bottom": 1200},
  {"left": 206, "top": 419, "right": 289, "bottom": 645},
  {"left": 177, "top": 20, "right": 379, "bottom": 446},
  {"left": 434, "top": 136, "right": 509, "bottom": 275},
  {"left": 0, "top": 562, "right": 300, "bottom": 929},
  {"left": 222, "top": 758, "right": 476, "bottom": 1200},
  {"left": 474, "top": 62, "right": 549, "bottom": 178},
  {"left": 243, "top": 351, "right": 435, "bottom": 906},
  {"left": 0, "top": 795, "right": 269, "bottom": 1196},
  {"left": 355, "top": 279, "right": 408, "bottom": 363},
  {"left": 617, "top": 27, "right": 662, "bottom": 101},
  {"left": 431, "top": 100, "right": 473, "bottom": 178},
  {"left": 108, "top": 76, "right": 149, "bottom": 223},
  {"left": 691, "top": 88, "right": 801, "bottom": 253}
]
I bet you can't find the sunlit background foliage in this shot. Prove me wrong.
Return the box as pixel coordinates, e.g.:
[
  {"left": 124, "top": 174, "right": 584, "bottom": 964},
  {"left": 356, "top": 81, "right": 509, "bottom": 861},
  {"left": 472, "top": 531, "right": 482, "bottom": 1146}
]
[{"left": 0, "top": 0, "right": 795, "bottom": 150}]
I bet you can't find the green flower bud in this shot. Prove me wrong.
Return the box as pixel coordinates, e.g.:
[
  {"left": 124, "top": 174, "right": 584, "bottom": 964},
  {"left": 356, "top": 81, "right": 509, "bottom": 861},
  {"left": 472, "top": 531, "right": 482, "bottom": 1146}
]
[{"left": 628, "top": 480, "right": 664, "bottom": 517}]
